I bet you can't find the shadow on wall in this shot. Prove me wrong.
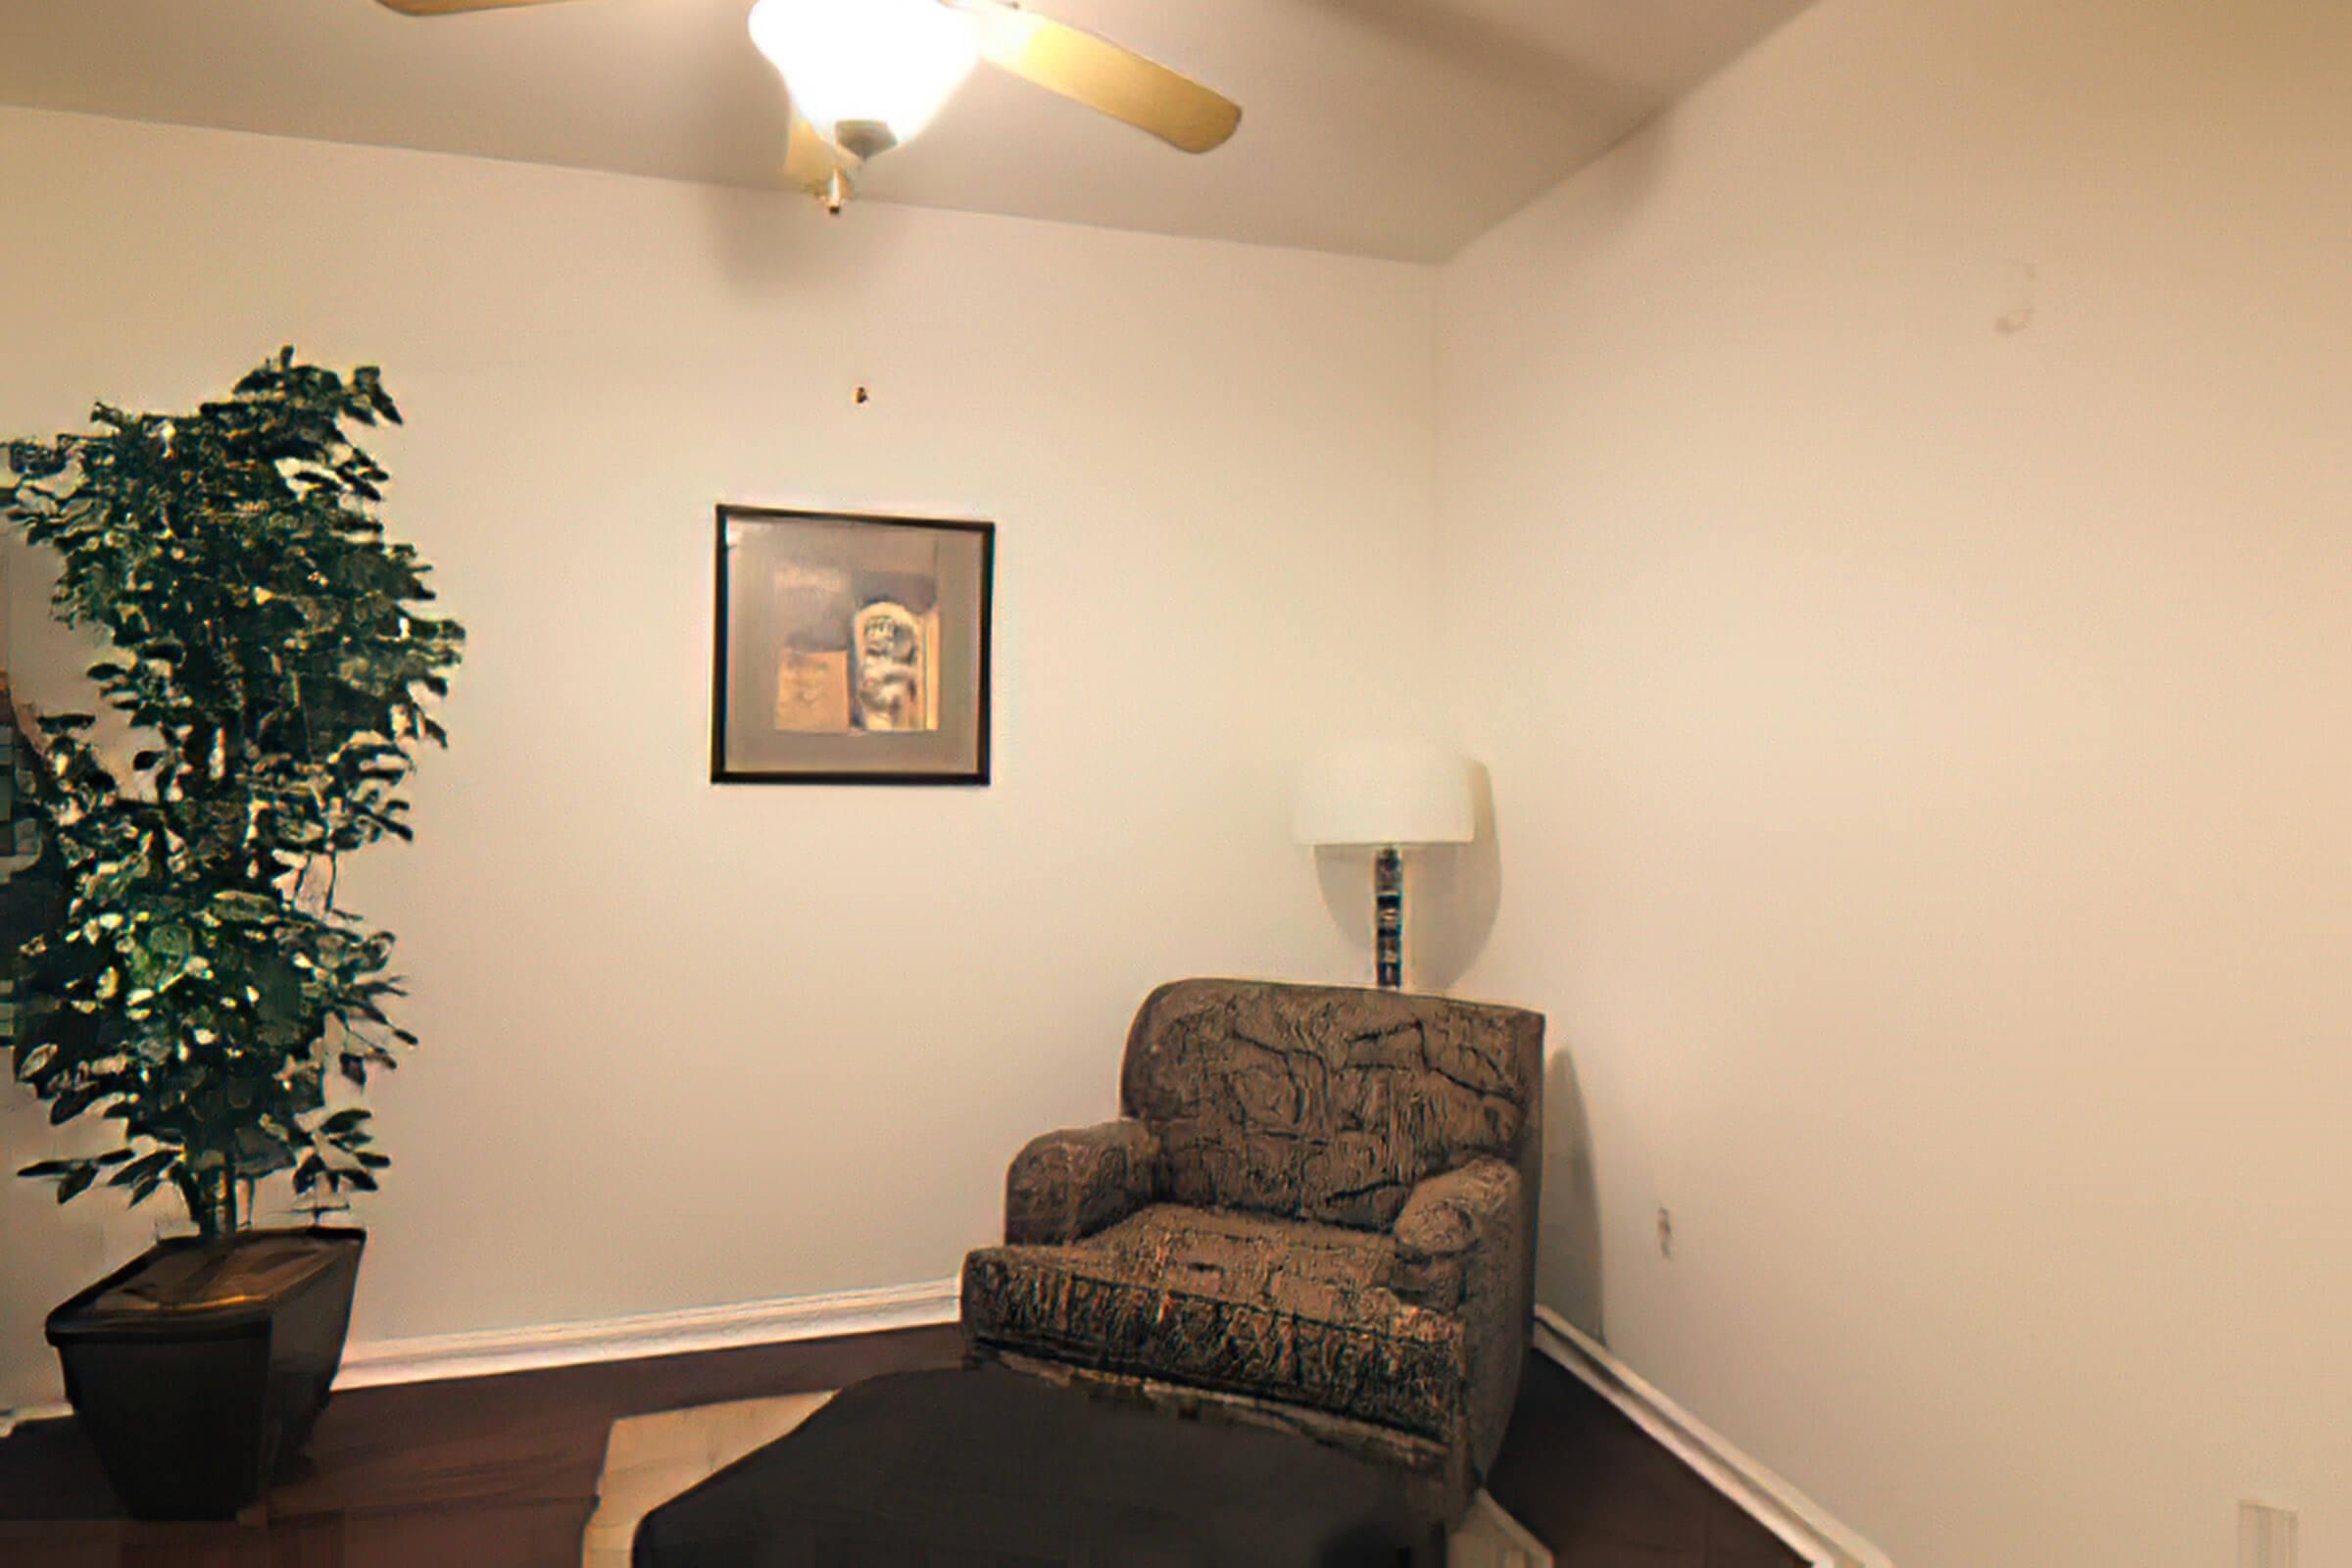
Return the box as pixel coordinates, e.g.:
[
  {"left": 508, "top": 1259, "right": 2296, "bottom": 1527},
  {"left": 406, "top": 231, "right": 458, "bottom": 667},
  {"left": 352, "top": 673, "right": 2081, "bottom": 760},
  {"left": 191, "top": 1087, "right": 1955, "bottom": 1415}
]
[
  {"left": 1305, "top": 767, "right": 1601, "bottom": 1335},
  {"left": 1540, "top": 1048, "right": 1603, "bottom": 1341},
  {"left": 1411, "top": 761, "right": 1502, "bottom": 994},
  {"left": 1311, "top": 761, "right": 1502, "bottom": 995}
]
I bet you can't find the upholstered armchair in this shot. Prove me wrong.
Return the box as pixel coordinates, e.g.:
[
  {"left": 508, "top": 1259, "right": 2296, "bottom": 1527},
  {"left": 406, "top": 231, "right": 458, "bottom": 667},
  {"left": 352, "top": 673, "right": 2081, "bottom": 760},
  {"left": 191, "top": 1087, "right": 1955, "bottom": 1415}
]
[{"left": 960, "top": 978, "right": 1544, "bottom": 1511}]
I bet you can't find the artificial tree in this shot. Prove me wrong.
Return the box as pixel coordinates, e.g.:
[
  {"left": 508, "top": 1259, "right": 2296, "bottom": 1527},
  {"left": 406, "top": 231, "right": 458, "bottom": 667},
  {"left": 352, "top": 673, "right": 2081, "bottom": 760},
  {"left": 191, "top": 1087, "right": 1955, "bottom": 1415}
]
[{"left": 2, "top": 351, "right": 464, "bottom": 1241}]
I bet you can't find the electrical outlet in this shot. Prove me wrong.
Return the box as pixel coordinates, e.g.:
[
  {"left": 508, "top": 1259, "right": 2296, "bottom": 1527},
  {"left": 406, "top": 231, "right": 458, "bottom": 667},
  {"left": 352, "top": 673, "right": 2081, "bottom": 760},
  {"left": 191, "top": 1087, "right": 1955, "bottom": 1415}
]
[
  {"left": 1655, "top": 1206, "right": 1674, "bottom": 1260},
  {"left": 2240, "top": 1502, "right": 2298, "bottom": 1568}
]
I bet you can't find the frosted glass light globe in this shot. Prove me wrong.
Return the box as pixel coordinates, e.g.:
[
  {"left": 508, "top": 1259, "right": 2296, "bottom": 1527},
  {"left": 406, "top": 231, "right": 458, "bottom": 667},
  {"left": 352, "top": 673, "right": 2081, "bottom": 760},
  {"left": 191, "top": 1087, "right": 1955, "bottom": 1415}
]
[{"left": 748, "top": 0, "right": 980, "bottom": 148}]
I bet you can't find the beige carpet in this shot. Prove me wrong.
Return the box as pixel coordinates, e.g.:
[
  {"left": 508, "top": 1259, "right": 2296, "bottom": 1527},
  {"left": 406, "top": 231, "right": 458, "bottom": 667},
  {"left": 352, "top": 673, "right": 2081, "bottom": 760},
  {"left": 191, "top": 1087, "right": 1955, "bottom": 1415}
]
[{"left": 585, "top": 1392, "right": 1551, "bottom": 1568}]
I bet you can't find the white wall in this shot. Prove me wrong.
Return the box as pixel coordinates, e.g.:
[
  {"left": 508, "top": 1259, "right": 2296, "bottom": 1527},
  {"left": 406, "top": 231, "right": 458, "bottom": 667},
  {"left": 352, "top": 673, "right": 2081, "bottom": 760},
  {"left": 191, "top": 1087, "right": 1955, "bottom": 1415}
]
[
  {"left": 1437, "top": 0, "right": 2350, "bottom": 1562},
  {"left": 0, "top": 107, "right": 1441, "bottom": 1410},
  {"left": 9, "top": 5, "right": 2349, "bottom": 1555}
]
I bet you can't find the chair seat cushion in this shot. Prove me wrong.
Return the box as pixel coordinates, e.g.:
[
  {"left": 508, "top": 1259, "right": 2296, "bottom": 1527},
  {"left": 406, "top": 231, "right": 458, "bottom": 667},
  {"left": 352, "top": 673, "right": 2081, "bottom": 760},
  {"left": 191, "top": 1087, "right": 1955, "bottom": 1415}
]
[{"left": 961, "top": 1204, "right": 1467, "bottom": 1444}]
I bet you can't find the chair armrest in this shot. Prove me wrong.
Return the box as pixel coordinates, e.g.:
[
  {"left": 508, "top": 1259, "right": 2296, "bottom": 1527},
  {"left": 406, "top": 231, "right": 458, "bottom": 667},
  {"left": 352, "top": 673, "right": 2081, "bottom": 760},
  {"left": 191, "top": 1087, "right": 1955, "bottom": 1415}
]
[
  {"left": 1004, "top": 1119, "right": 1160, "bottom": 1245},
  {"left": 1393, "top": 1156, "right": 1531, "bottom": 1487},
  {"left": 1391, "top": 1158, "right": 1520, "bottom": 1310}
]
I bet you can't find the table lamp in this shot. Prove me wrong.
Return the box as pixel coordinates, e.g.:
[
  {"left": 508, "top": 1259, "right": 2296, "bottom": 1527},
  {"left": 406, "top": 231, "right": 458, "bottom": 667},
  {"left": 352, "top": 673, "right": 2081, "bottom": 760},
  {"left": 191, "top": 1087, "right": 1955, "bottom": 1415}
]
[{"left": 1293, "top": 739, "right": 1475, "bottom": 990}]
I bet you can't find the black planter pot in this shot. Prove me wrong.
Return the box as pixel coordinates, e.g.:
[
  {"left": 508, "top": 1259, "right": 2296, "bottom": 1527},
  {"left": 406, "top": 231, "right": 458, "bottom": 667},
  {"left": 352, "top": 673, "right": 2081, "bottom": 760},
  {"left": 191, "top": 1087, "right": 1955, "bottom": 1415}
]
[{"left": 44, "top": 1225, "right": 365, "bottom": 1520}]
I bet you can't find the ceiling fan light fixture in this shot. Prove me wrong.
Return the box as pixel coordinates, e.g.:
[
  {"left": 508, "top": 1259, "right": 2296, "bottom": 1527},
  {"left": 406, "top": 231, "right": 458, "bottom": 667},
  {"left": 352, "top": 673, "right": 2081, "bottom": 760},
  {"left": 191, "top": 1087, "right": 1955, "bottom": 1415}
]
[{"left": 748, "top": 0, "right": 979, "bottom": 149}]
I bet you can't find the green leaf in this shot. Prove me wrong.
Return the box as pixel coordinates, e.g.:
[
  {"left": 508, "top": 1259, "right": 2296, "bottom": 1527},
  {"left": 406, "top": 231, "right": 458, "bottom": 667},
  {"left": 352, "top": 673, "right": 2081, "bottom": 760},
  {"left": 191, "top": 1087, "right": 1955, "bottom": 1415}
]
[
  {"left": 5, "top": 351, "right": 462, "bottom": 1225},
  {"left": 108, "top": 1151, "right": 177, "bottom": 1189},
  {"left": 51, "top": 1087, "right": 107, "bottom": 1124}
]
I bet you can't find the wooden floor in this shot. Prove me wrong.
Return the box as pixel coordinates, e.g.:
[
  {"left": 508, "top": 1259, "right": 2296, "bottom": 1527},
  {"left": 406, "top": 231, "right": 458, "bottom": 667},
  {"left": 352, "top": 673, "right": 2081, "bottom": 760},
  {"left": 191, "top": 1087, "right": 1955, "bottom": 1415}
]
[
  {"left": 1485, "top": 1353, "right": 1804, "bottom": 1567},
  {"left": 0, "top": 1326, "right": 1800, "bottom": 1567}
]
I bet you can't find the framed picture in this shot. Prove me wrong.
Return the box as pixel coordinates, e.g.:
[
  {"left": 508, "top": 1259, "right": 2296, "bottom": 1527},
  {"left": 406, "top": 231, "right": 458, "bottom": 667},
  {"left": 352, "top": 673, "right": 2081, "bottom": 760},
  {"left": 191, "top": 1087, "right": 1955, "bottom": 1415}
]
[{"left": 711, "top": 505, "right": 995, "bottom": 785}]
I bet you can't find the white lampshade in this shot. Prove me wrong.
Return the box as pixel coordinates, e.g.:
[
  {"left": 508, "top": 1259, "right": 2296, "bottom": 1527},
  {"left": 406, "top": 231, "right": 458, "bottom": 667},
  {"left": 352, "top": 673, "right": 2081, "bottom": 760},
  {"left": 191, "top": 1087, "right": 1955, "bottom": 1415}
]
[
  {"left": 1293, "top": 739, "right": 1475, "bottom": 848},
  {"left": 748, "top": 0, "right": 979, "bottom": 148}
]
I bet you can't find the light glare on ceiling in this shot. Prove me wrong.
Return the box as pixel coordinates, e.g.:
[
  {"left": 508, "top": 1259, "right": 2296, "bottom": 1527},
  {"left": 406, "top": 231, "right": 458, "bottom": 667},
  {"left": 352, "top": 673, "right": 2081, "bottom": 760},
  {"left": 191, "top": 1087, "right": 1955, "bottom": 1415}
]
[{"left": 747, "top": 0, "right": 980, "bottom": 149}]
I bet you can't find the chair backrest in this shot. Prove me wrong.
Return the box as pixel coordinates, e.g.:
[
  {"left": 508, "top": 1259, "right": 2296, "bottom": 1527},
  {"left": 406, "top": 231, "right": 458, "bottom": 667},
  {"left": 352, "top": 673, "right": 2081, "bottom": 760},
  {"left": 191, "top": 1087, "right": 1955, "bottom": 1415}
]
[{"left": 1120, "top": 978, "right": 1544, "bottom": 1233}]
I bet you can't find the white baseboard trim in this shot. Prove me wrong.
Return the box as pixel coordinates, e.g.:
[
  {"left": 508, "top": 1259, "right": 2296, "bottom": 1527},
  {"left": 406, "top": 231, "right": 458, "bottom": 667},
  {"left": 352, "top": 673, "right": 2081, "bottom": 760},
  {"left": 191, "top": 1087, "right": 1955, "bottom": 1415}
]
[
  {"left": 5, "top": 1278, "right": 1885, "bottom": 1568},
  {"left": 335, "top": 1277, "right": 964, "bottom": 1390},
  {"left": 0, "top": 1277, "right": 963, "bottom": 1435},
  {"left": 1531, "top": 1305, "right": 1892, "bottom": 1568}
]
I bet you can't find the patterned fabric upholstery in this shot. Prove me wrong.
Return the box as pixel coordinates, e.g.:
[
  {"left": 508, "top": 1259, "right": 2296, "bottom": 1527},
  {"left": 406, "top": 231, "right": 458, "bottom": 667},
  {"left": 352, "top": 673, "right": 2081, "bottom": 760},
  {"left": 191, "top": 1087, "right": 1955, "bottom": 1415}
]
[
  {"left": 962, "top": 979, "right": 1545, "bottom": 1508},
  {"left": 1121, "top": 980, "right": 1540, "bottom": 1230},
  {"left": 963, "top": 1204, "right": 1467, "bottom": 1445},
  {"left": 1004, "top": 1120, "right": 1160, "bottom": 1246}
]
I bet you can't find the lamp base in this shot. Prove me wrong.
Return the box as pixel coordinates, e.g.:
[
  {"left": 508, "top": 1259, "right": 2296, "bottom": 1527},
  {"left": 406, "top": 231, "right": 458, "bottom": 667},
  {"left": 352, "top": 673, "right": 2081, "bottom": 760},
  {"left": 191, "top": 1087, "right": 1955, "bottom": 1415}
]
[{"left": 1374, "top": 845, "right": 1402, "bottom": 990}]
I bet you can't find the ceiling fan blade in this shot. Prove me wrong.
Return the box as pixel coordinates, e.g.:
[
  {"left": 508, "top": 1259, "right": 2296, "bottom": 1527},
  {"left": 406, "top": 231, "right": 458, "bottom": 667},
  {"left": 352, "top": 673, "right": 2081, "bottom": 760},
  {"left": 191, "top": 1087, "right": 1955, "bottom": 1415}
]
[
  {"left": 956, "top": 2, "right": 1241, "bottom": 154},
  {"left": 373, "top": 0, "right": 586, "bottom": 15}
]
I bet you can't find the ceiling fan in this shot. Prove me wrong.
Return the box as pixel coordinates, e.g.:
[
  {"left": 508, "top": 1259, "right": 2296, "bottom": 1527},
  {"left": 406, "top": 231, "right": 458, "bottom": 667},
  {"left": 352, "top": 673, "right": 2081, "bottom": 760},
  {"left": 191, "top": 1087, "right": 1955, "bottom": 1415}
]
[{"left": 374, "top": 0, "right": 1243, "bottom": 213}]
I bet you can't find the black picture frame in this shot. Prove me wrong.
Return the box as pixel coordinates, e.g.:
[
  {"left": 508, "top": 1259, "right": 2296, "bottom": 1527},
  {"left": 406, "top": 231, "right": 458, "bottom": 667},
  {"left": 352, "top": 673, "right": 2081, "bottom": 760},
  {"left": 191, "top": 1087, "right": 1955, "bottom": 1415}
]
[{"left": 710, "top": 504, "right": 996, "bottom": 786}]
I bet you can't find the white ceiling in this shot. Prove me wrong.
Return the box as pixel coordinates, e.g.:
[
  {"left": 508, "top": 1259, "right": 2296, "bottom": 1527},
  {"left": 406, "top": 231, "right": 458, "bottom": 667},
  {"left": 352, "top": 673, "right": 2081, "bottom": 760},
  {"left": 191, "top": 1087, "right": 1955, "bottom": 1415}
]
[{"left": 0, "top": 0, "right": 1811, "bottom": 262}]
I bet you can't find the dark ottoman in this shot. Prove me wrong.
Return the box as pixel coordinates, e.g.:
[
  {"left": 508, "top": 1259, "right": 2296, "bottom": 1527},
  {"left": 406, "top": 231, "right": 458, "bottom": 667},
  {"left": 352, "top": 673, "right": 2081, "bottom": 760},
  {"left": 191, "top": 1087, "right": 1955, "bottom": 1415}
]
[{"left": 632, "top": 1364, "right": 1443, "bottom": 1566}]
